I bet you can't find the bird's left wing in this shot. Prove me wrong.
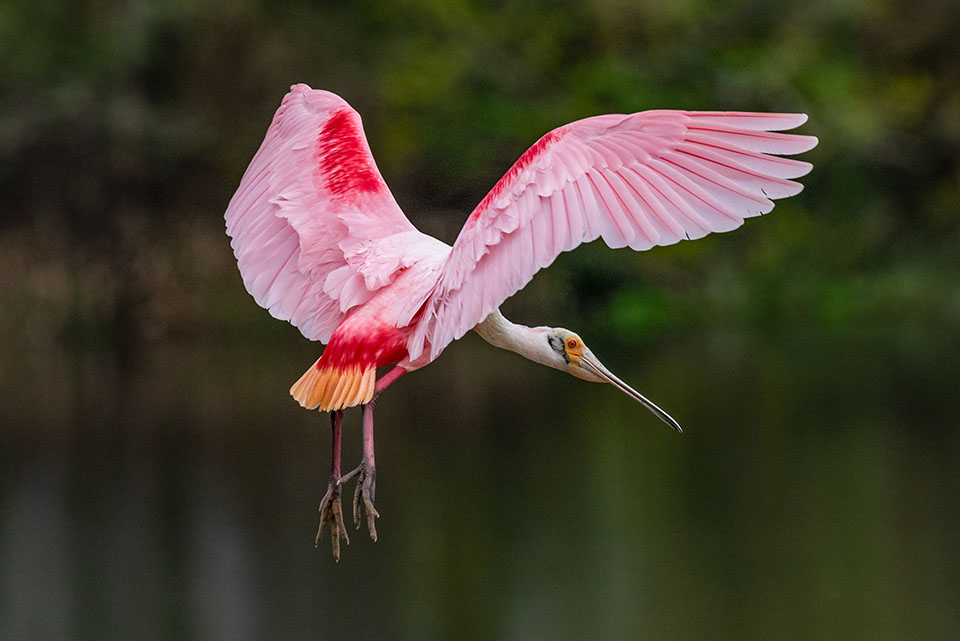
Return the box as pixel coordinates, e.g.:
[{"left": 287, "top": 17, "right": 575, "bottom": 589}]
[
  {"left": 406, "top": 110, "right": 818, "bottom": 360},
  {"left": 225, "top": 84, "right": 419, "bottom": 343}
]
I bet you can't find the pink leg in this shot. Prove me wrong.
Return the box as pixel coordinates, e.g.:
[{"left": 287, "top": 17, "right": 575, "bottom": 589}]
[
  {"left": 373, "top": 366, "right": 406, "bottom": 398},
  {"left": 330, "top": 409, "right": 343, "bottom": 480},
  {"left": 341, "top": 367, "right": 406, "bottom": 541},
  {"left": 316, "top": 410, "right": 350, "bottom": 560}
]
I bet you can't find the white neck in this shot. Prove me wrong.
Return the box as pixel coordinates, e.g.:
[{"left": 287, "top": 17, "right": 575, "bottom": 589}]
[{"left": 473, "top": 309, "right": 560, "bottom": 371}]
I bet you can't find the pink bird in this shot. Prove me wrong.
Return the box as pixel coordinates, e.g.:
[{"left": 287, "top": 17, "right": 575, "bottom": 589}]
[{"left": 225, "top": 83, "right": 817, "bottom": 559}]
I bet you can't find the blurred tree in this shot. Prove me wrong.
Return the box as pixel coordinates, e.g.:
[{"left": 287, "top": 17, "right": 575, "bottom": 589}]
[{"left": 1, "top": 0, "right": 957, "bottom": 350}]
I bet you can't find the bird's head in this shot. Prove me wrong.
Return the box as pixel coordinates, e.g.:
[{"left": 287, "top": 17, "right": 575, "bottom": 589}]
[{"left": 546, "top": 328, "right": 683, "bottom": 433}]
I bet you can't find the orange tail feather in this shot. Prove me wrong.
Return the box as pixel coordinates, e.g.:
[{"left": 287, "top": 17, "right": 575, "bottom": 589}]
[{"left": 290, "top": 360, "right": 376, "bottom": 411}]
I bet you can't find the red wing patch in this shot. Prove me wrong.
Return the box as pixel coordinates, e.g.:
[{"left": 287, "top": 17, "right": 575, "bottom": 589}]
[
  {"left": 470, "top": 128, "right": 563, "bottom": 220},
  {"left": 315, "top": 108, "right": 381, "bottom": 199}
]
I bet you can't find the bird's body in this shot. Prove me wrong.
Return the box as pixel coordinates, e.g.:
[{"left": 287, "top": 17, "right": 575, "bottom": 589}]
[
  {"left": 290, "top": 243, "right": 446, "bottom": 411},
  {"left": 225, "top": 83, "right": 817, "bottom": 558}
]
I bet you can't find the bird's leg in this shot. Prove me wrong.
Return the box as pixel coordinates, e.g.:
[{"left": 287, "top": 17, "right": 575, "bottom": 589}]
[
  {"left": 352, "top": 402, "right": 379, "bottom": 540},
  {"left": 316, "top": 409, "right": 350, "bottom": 560},
  {"left": 340, "top": 367, "right": 406, "bottom": 542}
]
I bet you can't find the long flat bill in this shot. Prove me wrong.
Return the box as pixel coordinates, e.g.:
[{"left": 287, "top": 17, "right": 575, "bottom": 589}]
[{"left": 580, "top": 355, "right": 683, "bottom": 433}]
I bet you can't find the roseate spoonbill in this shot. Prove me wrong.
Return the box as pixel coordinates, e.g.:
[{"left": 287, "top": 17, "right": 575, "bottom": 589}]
[{"left": 225, "top": 83, "right": 817, "bottom": 559}]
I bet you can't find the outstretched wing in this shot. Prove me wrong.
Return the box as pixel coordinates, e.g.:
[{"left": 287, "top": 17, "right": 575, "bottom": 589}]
[
  {"left": 408, "top": 110, "right": 818, "bottom": 360},
  {"left": 225, "top": 84, "right": 419, "bottom": 342}
]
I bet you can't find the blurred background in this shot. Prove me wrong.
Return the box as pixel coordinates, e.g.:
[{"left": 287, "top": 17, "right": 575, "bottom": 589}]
[{"left": 2, "top": 0, "right": 959, "bottom": 639}]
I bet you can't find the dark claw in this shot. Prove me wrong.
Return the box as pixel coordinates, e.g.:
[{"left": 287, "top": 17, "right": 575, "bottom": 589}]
[{"left": 316, "top": 477, "right": 350, "bottom": 561}]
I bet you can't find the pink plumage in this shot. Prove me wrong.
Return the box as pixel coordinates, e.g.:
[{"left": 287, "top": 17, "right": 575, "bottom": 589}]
[
  {"left": 224, "top": 84, "right": 818, "bottom": 557},
  {"left": 226, "top": 84, "right": 816, "bottom": 374},
  {"left": 224, "top": 84, "right": 418, "bottom": 346},
  {"left": 408, "top": 110, "right": 816, "bottom": 360}
]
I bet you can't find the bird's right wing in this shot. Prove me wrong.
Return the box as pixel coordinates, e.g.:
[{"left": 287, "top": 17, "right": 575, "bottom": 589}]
[
  {"left": 225, "top": 84, "right": 418, "bottom": 343},
  {"left": 407, "top": 110, "right": 818, "bottom": 360}
]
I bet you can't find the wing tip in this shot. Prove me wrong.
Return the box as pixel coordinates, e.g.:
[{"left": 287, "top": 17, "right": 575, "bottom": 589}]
[
  {"left": 283, "top": 83, "right": 349, "bottom": 114},
  {"left": 792, "top": 133, "right": 819, "bottom": 155},
  {"left": 686, "top": 111, "right": 813, "bottom": 133}
]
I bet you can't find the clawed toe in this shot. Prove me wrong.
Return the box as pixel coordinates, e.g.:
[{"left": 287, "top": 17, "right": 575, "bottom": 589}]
[
  {"left": 345, "top": 462, "right": 379, "bottom": 541},
  {"left": 316, "top": 478, "right": 350, "bottom": 561}
]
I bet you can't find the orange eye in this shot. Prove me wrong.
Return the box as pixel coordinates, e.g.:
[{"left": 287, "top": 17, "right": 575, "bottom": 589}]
[{"left": 567, "top": 339, "right": 578, "bottom": 349}]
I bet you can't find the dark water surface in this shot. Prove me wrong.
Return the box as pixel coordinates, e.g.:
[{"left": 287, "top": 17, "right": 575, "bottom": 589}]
[{"left": 2, "top": 327, "right": 958, "bottom": 640}]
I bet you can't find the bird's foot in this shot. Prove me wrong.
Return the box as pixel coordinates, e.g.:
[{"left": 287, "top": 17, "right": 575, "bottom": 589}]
[
  {"left": 341, "top": 460, "right": 379, "bottom": 541},
  {"left": 315, "top": 475, "right": 350, "bottom": 561}
]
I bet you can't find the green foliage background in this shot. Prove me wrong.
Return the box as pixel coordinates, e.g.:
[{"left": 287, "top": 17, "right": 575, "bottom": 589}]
[{"left": 2, "top": 0, "right": 958, "bottom": 348}]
